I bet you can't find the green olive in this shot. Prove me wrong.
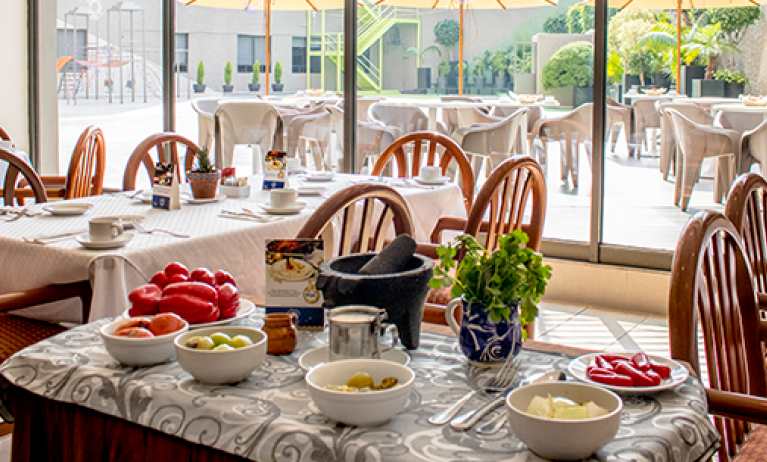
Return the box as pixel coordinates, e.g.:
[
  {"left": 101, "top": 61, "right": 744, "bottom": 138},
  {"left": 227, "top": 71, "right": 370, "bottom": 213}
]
[{"left": 346, "top": 372, "right": 375, "bottom": 389}]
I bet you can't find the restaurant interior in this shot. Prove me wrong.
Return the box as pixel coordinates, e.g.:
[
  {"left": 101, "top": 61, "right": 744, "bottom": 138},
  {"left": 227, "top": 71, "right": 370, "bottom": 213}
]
[{"left": 1, "top": 0, "right": 767, "bottom": 460}]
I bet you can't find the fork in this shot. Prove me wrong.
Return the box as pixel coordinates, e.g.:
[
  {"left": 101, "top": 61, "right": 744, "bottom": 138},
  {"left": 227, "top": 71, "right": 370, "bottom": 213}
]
[
  {"left": 450, "top": 356, "right": 523, "bottom": 430},
  {"left": 429, "top": 354, "right": 521, "bottom": 425},
  {"left": 131, "top": 221, "right": 190, "bottom": 238},
  {"left": 5, "top": 208, "right": 30, "bottom": 222}
]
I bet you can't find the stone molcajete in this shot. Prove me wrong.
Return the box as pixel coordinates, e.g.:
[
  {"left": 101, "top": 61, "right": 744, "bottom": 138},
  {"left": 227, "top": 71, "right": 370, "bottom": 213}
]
[{"left": 316, "top": 235, "right": 433, "bottom": 350}]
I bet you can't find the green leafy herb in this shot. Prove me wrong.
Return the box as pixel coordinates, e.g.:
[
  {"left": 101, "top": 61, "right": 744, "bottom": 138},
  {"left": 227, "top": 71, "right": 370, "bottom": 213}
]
[
  {"left": 428, "top": 230, "right": 552, "bottom": 329},
  {"left": 193, "top": 146, "right": 214, "bottom": 173}
]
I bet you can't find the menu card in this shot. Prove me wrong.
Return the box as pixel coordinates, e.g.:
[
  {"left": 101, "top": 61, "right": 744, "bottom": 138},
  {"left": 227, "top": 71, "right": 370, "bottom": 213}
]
[
  {"left": 263, "top": 151, "right": 287, "bottom": 190},
  {"left": 152, "top": 162, "right": 181, "bottom": 210},
  {"left": 265, "top": 239, "right": 324, "bottom": 330}
]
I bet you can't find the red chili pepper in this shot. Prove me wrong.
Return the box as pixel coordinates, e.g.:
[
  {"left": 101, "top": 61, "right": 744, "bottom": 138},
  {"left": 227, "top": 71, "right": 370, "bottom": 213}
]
[
  {"left": 217, "top": 283, "right": 240, "bottom": 319},
  {"left": 159, "top": 293, "right": 219, "bottom": 324},
  {"left": 128, "top": 285, "right": 162, "bottom": 315},
  {"left": 631, "top": 352, "right": 652, "bottom": 372},
  {"left": 214, "top": 270, "right": 236, "bottom": 287},
  {"left": 614, "top": 362, "right": 657, "bottom": 387},
  {"left": 164, "top": 262, "right": 190, "bottom": 278},
  {"left": 190, "top": 267, "right": 216, "bottom": 287},
  {"left": 588, "top": 370, "right": 634, "bottom": 387},
  {"left": 149, "top": 271, "right": 170, "bottom": 289},
  {"left": 595, "top": 355, "right": 614, "bottom": 371},
  {"left": 645, "top": 370, "right": 662, "bottom": 386},
  {"left": 650, "top": 362, "right": 672, "bottom": 379},
  {"left": 597, "top": 354, "right": 632, "bottom": 363}
]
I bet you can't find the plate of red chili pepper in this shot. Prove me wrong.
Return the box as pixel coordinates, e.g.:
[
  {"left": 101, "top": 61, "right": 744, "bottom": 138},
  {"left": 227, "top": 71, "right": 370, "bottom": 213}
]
[{"left": 568, "top": 352, "right": 689, "bottom": 393}]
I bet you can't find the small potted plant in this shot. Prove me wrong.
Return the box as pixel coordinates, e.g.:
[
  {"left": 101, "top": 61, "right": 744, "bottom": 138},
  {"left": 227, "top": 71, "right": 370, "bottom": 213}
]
[
  {"left": 194, "top": 61, "right": 206, "bottom": 93},
  {"left": 429, "top": 230, "right": 552, "bottom": 364},
  {"left": 272, "top": 61, "right": 284, "bottom": 92},
  {"left": 222, "top": 61, "right": 234, "bottom": 93},
  {"left": 437, "top": 60, "right": 450, "bottom": 91},
  {"left": 249, "top": 61, "right": 261, "bottom": 92},
  {"left": 186, "top": 146, "right": 221, "bottom": 199},
  {"left": 492, "top": 50, "right": 510, "bottom": 89}
]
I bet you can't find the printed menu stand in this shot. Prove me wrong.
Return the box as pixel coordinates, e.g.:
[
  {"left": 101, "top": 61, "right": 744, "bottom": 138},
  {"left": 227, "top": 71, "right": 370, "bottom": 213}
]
[
  {"left": 263, "top": 151, "right": 287, "bottom": 190},
  {"left": 152, "top": 162, "right": 181, "bottom": 210},
  {"left": 265, "top": 239, "right": 324, "bottom": 330}
]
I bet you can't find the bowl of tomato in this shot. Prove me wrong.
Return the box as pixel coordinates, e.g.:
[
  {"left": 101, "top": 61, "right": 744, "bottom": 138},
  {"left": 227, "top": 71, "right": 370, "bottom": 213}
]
[{"left": 100, "top": 313, "right": 189, "bottom": 366}]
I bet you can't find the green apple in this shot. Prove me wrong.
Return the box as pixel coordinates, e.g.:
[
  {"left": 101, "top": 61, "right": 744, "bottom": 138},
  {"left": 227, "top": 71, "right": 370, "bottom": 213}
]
[
  {"left": 213, "top": 344, "right": 235, "bottom": 352},
  {"left": 229, "top": 335, "right": 254, "bottom": 349},
  {"left": 210, "top": 332, "right": 232, "bottom": 346},
  {"left": 185, "top": 336, "right": 215, "bottom": 350}
]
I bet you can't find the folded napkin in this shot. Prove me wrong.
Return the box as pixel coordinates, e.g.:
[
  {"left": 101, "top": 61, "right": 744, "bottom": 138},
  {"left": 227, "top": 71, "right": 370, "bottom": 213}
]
[{"left": 23, "top": 229, "right": 88, "bottom": 244}]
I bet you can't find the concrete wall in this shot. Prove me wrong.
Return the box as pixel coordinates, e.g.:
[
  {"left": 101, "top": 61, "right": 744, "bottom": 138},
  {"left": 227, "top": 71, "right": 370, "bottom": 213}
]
[{"left": 0, "top": 1, "right": 29, "bottom": 153}]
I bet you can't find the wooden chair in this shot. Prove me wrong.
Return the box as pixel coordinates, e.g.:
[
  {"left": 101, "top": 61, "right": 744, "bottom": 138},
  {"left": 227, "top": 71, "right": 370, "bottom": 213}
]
[
  {"left": 1, "top": 148, "right": 47, "bottom": 206},
  {"left": 370, "top": 132, "right": 475, "bottom": 214},
  {"left": 296, "top": 183, "right": 414, "bottom": 256},
  {"left": 123, "top": 133, "right": 198, "bottom": 191},
  {"left": 418, "top": 156, "right": 546, "bottom": 332},
  {"left": 0, "top": 126, "right": 13, "bottom": 145},
  {"left": 668, "top": 210, "right": 767, "bottom": 461},
  {"left": 17, "top": 126, "right": 105, "bottom": 201}
]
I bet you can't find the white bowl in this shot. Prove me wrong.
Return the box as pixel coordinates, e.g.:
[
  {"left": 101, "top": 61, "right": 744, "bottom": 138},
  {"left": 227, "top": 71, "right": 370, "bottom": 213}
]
[
  {"left": 506, "top": 382, "right": 622, "bottom": 460},
  {"left": 174, "top": 326, "right": 267, "bottom": 384},
  {"left": 305, "top": 359, "right": 415, "bottom": 426},
  {"left": 100, "top": 317, "right": 189, "bottom": 367}
]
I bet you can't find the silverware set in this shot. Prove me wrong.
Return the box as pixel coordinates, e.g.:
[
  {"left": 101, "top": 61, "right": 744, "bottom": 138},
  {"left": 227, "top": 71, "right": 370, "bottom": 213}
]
[
  {"left": 2, "top": 207, "right": 34, "bottom": 222},
  {"left": 130, "top": 220, "right": 190, "bottom": 238},
  {"left": 219, "top": 208, "right": 283, "bottom": 222}
]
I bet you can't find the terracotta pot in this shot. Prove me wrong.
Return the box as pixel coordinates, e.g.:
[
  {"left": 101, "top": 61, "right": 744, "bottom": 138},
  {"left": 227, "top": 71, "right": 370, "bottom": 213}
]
[
  {"left": 263, "top": 313, "right": 297, "bottom": 355},
  {"left": 186, "top": 171, "right": 221, "bottom": 199}
]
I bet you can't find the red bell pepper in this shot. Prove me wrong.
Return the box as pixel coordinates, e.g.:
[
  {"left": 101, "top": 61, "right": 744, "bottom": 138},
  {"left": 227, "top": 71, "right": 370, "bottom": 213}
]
[
  {"left": 214, "top": 270, "right": 236, "bottom": 287},
  {"left": 650, "top": 362, "right": 672, "bottom": 379},
  {"left": 631, "top": 352, "right": 652, "bottom": 372},
  {"left": 614, "top": 362, "right": 657, "bottom": 387},
  {"left": 167, "top": 273, "right": 189, "bottom": 285},
  {"left": 217, "top": 283, "right": 239, "bottom": 319},
  {"left": 190, "top": 267, "right": 216, "bottom": 287},
  {"left": 159, "top": 282, "right": 219, "bottom": 324},
  {"left": 128, "top": 284, "right": 162, "bottom": 315},
  {"left": 149, "top": 271, "right": 170, "bottom": 289},
  {"left": 587, "top": 370, "right": 634, "bottom": 387},
  {"left": 165, "top": 262, "right": 190, "bottom": 278}
]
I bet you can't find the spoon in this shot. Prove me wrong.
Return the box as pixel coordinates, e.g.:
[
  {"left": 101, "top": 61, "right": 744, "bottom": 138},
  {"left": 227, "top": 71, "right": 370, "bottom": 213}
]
[{"left": 475, "top": 370, "right": 566, "bottom": 435}]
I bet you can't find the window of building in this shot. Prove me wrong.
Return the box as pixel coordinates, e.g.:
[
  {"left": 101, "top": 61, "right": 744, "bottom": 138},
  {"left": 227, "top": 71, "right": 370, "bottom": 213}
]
[
  {"left": 237, "top": 35, "right": 267, "bottom": 73},
  {"left": 292, "top": 37, "right": 321, "bottom": 74},
  {"left": 175, "top": 33, "right": 188, "bottom": 73}
]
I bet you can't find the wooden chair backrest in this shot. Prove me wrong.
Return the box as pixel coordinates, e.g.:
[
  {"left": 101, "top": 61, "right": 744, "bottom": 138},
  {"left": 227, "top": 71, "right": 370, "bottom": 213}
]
[
  {"left": 464, "top": 155, "right": 546, "bottom": 252},
  {"left": 296, "top": 183, "right": 414, "bottom": 256},
  {"left": 0, "top": 126, "right": 12, "bottom": 145},
  {"left": 370, "top": 132, "right": 475, "bottom": 213},
  {"left": 0, "top": 148, "right": 47, "bottom": 205},
  {"left": 123, "top": 133, "right": 198, "bottom": 191},
  {"left": 64, "top": 125, "right": 106, "bottom": 199},
  {"left": 668, "top": 211, "right": 767, "bottom": 461},
  {"left": 725, "top": 172, "right": 767, "bottom": 294}
]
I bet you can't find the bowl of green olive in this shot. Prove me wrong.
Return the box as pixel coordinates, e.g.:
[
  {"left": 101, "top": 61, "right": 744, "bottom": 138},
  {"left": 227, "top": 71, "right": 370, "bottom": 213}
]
[{"left": 174, "top": 326, "right": 267, "bottom": 384}]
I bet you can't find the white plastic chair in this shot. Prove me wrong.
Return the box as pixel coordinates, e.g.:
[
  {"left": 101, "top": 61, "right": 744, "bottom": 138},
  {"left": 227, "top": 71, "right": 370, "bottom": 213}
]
[
  {"left": 656, "top": 102, "right": 713, "bottom": 181},
  {"left": 214, "top": 101, "right": 283, "bottom": 170},
  {"left": 191, "top": 99, "right": 220, "bottom": 151},
  {"left": 740, "top": 118, "right": 767, "bottom": 174},
  {"left": 605, "top": 97, "right": 631, "bottom": 156},
  {"left": 631, "top": 99, "right": 662, "bottom": 157},
  {"left": 530, "top": 103, "right": 593, "bottom": 187},
  {"left": 326, "top": 105, "right": 399, "bottom": 173},
  {"left": 368, "top": 103, "right": 447, "bottom": 137}
]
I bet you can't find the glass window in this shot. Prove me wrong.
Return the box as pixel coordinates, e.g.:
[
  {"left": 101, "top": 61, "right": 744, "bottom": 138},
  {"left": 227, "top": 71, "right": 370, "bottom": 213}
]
[
  {"left": 293, "top": 37, "right": 307, "bottom": 73},
  {"left": 175, "top": 33, "right": 188, "bottom": 73},
  {"left": 237, "top": 35, "right": 266, "bottom": 73}
]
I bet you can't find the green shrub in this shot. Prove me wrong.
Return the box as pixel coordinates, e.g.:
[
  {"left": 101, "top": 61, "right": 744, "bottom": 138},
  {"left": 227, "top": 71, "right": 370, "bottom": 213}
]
[
  {"left": 224, "top": 61, "right": 232, "bottom": 85},
  {"left": 543, "top": 14, "right": 568, "bottom": 34},
  {"left": 714, "top": 69, "right": 748, "bottom": 85},
  {"left": 274, "top": 61, "right": 283, "bottom": 84},
  {"left": 541, "top": 41, "right": 594, "bottom": 90},
  {"left": 566, "top": 6, "right": 584, "bottom": 34},
  {"left": 252, "top": 61, "right": 260, "bottom": 83},
  {"left": 196, "top": 61, "right": 205, "bottom": 85},
  {"left": 438, "top": 60, "right": 451, "bottom": 77},
  {"left": 434, "top": 19, "right": 460, "bottom": 49},
  {"left": 492, "top": 50, "right": 510, "bottom": 77}
]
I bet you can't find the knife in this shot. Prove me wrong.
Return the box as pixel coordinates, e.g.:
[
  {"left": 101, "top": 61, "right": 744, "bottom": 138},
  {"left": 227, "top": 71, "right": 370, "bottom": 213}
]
[{"left": 450, "top": 385, "right": 514, "bottom": 431}]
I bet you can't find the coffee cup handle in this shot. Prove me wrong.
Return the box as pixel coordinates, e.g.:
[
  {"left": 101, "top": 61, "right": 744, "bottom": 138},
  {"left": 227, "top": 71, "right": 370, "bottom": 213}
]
[
  {"left": 111, "top": 223, "right": 124, "bottom": 238},
  {"left": 446, "top": 298, "right": 462, "bottom": 336},
  {"left": 289, "top": 313, "right": 298, "bottom": 327},
  {"left": 381, "top": 324, "right": 398, "bottom": 352}
]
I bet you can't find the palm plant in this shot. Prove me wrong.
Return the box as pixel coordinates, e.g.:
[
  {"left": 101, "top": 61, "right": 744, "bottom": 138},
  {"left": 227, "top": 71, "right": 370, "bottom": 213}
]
[{"left": 683, "top": 23, "right": 736, "bottom": 79}]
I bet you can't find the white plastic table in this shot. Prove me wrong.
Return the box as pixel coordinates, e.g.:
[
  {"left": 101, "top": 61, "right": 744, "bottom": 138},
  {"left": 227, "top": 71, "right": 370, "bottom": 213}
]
[{"left": 711, "top": 103, "right": 767, "bottom": 121}]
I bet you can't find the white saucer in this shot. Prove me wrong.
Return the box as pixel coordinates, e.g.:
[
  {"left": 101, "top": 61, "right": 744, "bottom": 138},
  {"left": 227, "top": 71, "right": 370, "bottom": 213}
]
[
  {"left": 186, "top": 194, "right": 226, "bottom": 204},
  {"left": 75, "top": 232, "right": 134, "bottom": 250},
  {"left": 297, "top": 186, "right": 327, "bottom": 196},
  {"left": 98, "top": 215, "right": 146, "bottom": 230},
  {"left": 304, "top": 173, "right": 335, "bottom": 182},
  {"left": 43, "top": 202, "right": 94, "bottom": 216},
  {"left": 258, "top": 202, "right": 307, "bottom": 215},
  {"left": 136, "top": 194, "right": 153, "bottom": 204},
  {"left": 414, "top": 176, "right": 450, "bottom": 185},
  {"left": 298, "top": 346, "right": 411, "bottom": 371}
]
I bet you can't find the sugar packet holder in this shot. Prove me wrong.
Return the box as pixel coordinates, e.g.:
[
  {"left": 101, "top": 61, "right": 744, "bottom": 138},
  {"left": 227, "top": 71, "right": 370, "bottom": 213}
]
[{"left": 152, "top": 162, "right": 181, "bottom": 210}]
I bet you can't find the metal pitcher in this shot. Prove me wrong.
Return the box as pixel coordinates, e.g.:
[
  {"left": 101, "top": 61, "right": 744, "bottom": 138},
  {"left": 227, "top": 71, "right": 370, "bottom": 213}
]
[{"left": 326, "top": 305, "right": 398, "bottom": 362}]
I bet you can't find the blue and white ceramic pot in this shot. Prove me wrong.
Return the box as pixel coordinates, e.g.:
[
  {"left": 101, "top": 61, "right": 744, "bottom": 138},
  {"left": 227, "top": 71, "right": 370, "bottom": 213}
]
[{"left": 446, "top": 297, "right": 523, "bottom": 364}]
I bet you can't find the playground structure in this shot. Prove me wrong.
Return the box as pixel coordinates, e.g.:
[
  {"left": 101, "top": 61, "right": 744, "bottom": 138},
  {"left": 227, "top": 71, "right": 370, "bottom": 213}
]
[{"left": 59, "top": 2, "right": 153, "bottom": 105}]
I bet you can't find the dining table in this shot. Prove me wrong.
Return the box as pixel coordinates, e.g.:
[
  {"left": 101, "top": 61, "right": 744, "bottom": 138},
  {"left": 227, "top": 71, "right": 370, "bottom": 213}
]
[
  {"left": 0, "top": 173, "right": 465, "bottom": 323},
  {"left": 0, "top": 307, "right": 720, "bottom": 461},
  {"left": 711, "top": 102, "right": 767, "bottom": 121}
]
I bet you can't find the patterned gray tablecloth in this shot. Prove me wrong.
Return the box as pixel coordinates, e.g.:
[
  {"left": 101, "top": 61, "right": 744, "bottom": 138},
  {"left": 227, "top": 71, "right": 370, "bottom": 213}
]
[{"left": 0, "top": 312, "right": 719, "bottom": 462}]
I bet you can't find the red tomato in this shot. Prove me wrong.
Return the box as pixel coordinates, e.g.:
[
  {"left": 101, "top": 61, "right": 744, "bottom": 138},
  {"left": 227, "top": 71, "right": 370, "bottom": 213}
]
[
  {"left": 190, "top": 268, "right": 216, "bottom": 286},
  {"left": 114, "top": 327, "right": 154, "bottom": 338},
  {"left": 165, "top": 262, "right": 190, "bottom": 278}
]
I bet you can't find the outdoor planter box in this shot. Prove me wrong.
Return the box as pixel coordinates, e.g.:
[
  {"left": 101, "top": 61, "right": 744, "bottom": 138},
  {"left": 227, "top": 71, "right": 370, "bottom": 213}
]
[
  {"left": 681, "top": 65, "right": 706, "bottom": 96},
  {"left": 574, "top": 86, "right": 594, "bottom": 107},
  {"left": 514, "top": 74, "right": 536, "bottom": 94},
  {"left": 692, "top": 79, "right": 725, "bottom": 97},
  {"left": 724, "top": 82, "right": 745, "bottom": 98},
  {"left": 652, "top": 72, "right": 671, "bottom": 89},
  {"left": 607, "top": 84, "right": 622, "bottom": 102},
  {"left": 417, "top": 68, "right": 431, "bottom": 90},
  {"left": 622, "top": 74, "right": 651, "bottom": 94}
]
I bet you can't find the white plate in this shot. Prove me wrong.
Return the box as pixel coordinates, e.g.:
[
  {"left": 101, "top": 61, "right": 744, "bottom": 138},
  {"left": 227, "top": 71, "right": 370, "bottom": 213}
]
[
  {"left": 297, "top": 187, "right": 326, "bottom": 196},
  {"left": 186, "top": 194, "right": 227, "bottom": 204},
  {"left": 414, "top": 176, "right": 450, "bottom": 185},
  {"left": 122, "top": 299, "right": 256, "bottom": 329},
  {"left": 43, "top": 202, "right": 94, "bottom": 216},
  {"left": 568, "top": 352, "right": 689, "bottom": 394},
  {"left": 267, "top": 257, "right": 317, "bottom": 281},
  {"left": 98, "top": 215, "right": 146, "bottom": 230},
  {"left": 298, "top": 346, "right": 411, "bottom": 371},
  {"left": 258, "top": 202, "right": 307, "bottom": 215},
  {"left": 75, "top": 232, "right": 134, "bottom": 250},
  {"left": 304, "top": 173, "right": 335, "bottom": 182}
]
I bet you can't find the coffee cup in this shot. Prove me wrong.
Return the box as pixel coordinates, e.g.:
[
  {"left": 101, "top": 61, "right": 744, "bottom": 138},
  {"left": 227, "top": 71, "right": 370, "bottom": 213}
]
[
  {"left": 326, "top": 305, "right": 398, "bottom": 362},
  {"left": 286, "top": 157, "right": 302, "bottom": 173},
  {"left": 419, "top": 165, "right": 441, "bottom": 181},
  {"left": 0, "top": 140, "right": 12, "bottom": 150},
  {"left": 270, "top": 188, "right": 298, "bottom": 208},
  {"left": 89, "top": 217, "right": 124, "bottom": 242}
]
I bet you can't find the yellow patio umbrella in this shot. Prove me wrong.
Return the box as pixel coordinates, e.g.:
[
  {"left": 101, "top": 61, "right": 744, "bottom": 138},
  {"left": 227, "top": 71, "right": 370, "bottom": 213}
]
[
  {"left": 374, "top": 0, "right": 557, "bottom": 94},
  {"left": 583, "top": 0, "right": 762, "bottom": 89},
  {"left": 181, "top": 0, "right": 344, "bottom": 95}
]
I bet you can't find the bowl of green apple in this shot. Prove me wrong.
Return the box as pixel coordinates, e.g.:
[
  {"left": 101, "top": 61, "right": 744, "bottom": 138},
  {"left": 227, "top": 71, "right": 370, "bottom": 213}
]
[{"left": 174, "top": 326, "right": 267, "bottom": 384}]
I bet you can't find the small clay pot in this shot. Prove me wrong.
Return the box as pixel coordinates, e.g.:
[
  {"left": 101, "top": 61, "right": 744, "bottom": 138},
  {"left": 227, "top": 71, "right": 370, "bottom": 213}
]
[
  {"left": 187, "top": 171, "right": 221, "bottom": 199},
  {"left": 263, "top": 313, "right": 297, "bottom": 355}
]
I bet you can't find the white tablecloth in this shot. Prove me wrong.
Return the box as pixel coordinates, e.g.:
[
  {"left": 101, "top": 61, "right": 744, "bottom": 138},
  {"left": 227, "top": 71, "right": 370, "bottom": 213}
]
[{"left": 0, "top": 174, "right": 465, "bottom": 323}]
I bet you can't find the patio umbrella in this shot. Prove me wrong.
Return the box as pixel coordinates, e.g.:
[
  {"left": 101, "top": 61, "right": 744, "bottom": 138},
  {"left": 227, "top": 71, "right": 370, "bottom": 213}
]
[
  {"left": 181, "top": 0, "right": 343, "bottom": 95},
  {"left": 374, "top": 0, "right": 557, "bottom": 94}
]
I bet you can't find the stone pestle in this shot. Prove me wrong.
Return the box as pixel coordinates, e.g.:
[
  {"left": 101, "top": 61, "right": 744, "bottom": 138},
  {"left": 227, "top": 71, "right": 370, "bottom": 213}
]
[{"left": 358, "top": 234, "right": 417, "bottom": 275}]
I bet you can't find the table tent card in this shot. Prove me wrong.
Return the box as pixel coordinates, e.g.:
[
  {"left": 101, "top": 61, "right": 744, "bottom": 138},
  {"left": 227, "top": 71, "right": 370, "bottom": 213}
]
[
  {"left": 265, "top": 239, "right": 324, "bottom": 330},
  {"left": 152, "top": 162, "right": 181, "bottom": 210},
  {"left": 263, "top": 151, "right": 287, "bottom": 190}
]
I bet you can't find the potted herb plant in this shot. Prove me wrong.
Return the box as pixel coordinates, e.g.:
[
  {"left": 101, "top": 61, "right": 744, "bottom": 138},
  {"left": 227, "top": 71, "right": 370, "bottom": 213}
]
[
  {"left": 429, "top": 230, "right": 552, "bottom": 364},
  {"left": 492, "top": 50, "right": 510, "bottom": 89},
  {"left": 437, "top": 60, "right": 450, "bottom": 91},
  {"left": 194, "top": 61, "right": 206, "bottom": 93},
  {"left": 249, "top": 61, "right": 261, "bottom": 92},
  {"left": 472, "top": 55, "right": 485, "bottom": 90},
  {"left": 714, "top": 69, "right": 748, "bottom": 98},
  {"left": 404, "top": 45, "right": 441, "bottom": 91},
  {"left": 272, "top": 61, "right": 284, "bottom": 92},
  {"left": 222, "top": 61, "right": 234, "bottom": 93},
  {"left": 186, "top": 146, "right": 221, "bottom": 199}
]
